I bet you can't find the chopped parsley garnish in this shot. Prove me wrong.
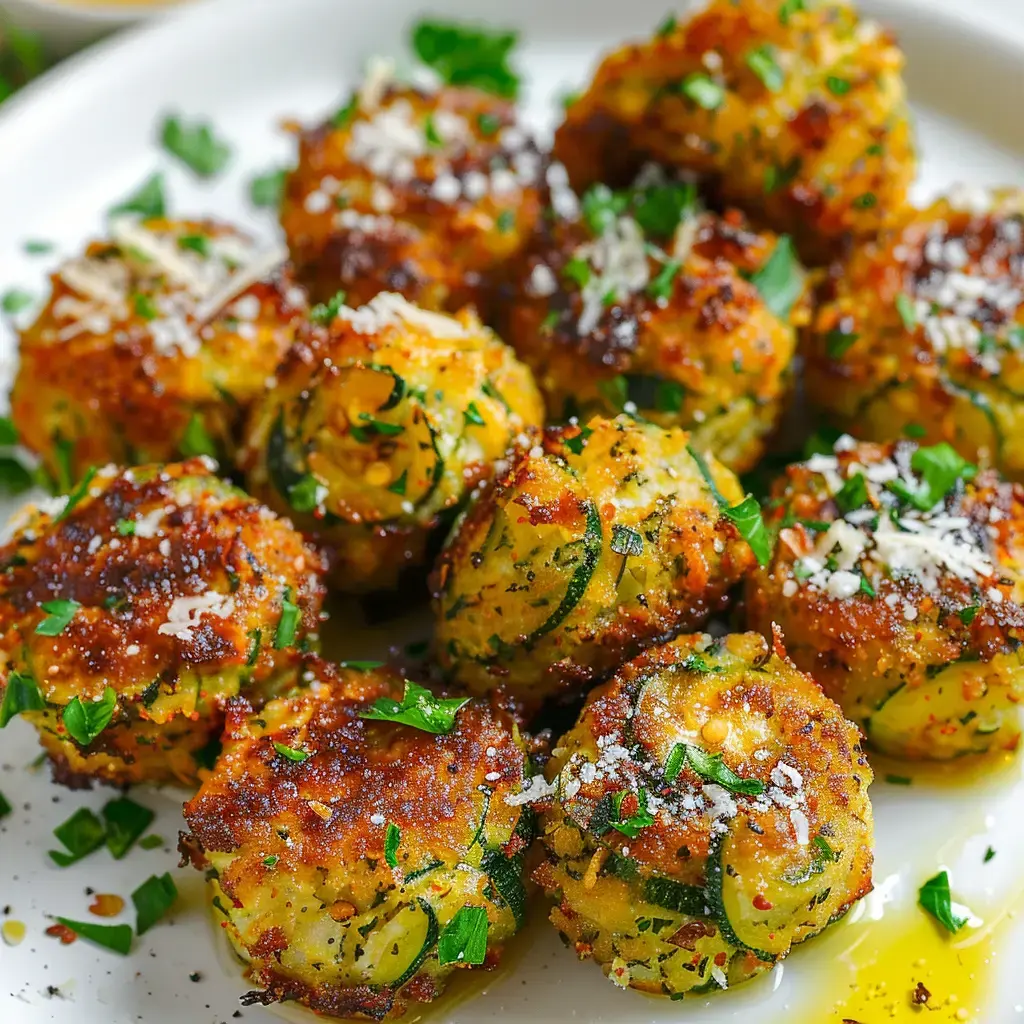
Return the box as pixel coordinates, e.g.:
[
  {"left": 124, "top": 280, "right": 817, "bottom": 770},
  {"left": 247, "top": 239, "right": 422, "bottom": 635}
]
[
  {"left": 826, "top": 75, "right": 852, "bottom": 96},
  {"left": 340, "top": 660, "right": 386, "bottom": 671},
  {"left": 423, "top": 113, "right": 444, "bottom": 147},
  {"left": 177, "top": 233, "right": 211, "bottom": 257},
  {"left": 663, "top": 742, "right": 765, "bottom": 795},
  {"left": 273, "top": 591, "right": 300, "bottom": 649},
  {"left": 763, "top": 155, "right": 802, "bottom": 195},
  {"left": 609, "top": 788, "right": 656, "bottom": 838},
  {"left": 116, "top": 518, "right": 136, "bottom": 536},
  {"left": 918, "top": 870, "right": 969, "bottom": 934},
  {"left": 959, "top": 606, "right": 980, "bottom": 626},
  {"left": 778, "top": 0, "right": 806, "bottom": 24},
  {"left": 885, "top": 773, "right": 912, "bottom": 786},
  {"left": 680, "top": 652, "right": 716, "bottom": 673},
  {"left": 102, "top": 797, "right": 155, "bottom": 860},
  {"left": 477, "top": 112, "right": 501, "bottom": 135},
  {"left": 631, "top": 180, "right": 697, "bottom": 238},
  {"left": 288, "top": 474, "right": 323, "bottom": 513},
  {"left": 62, "top": 686, "right": 117, "bottom": 746},
  {"left": 1, "top": 288, "right": 32, "bottom": 315},
  {"left": 160, "top": 115, "right": 233, "bottom": 178},
  {"left": 411, "top": 19, "right": 520, "bottom": 98},
  {"left": 24, "top": 239, "right": 54, "bottom": 255},
  {"left": 49, "top": 807, "right": 106, "bottom": 867},
  {"left": 0, "top": 671, "right": 46, "bottom": 728},
  {"left": 360, "top": 680, "right": 470, "bottom": 735},
  {"left": 496, "top": 209, "right": 515, "bottom": 233},
  {"left": 688, "top": 444, "right": 772, "bottom": 566},
  {"left": 748, "top": 235, "right": 802, "bottom": 319},
  {"left": 904, "top": 422, "right": 927, "bottom": 439},
  {"left": 463, "top": 401, "right": 487, "bottom": 427},
  {"left": 438, "top": 905, "right": 489, "bottom": 966},
  {"left": 139, "top": 834, "right": 165, "bottom": 850},
  {"left": 0, "top": 792, "right": 10, "bottom": 819},
  {"left": 250, "top": 168, "right": 286, "bottom": 209},
  {"left": 272, "top": 741, "right": 308, "bottom": 763},
  {"left": 581, "top": 184, "right": 629, "bottom": 235},
  {"left": 746, "top": 45, "right": 784, "bottom": 92},
  {"left": 54, "top": 917, "right": 132, "bottom": 955},
  {"left": 351, "top": 414, "right": 405, "bottom": 442},
  {"left": 678, "top": 73, "right": 725, "bottom": 110},
  {"left": 388, "top": 470, "right": 408, "bottom": 496},
  {"left": 887, "top": 443, "right": 976, "bottom": 512},
  {"left": 246, "top": 627, "right": 262, "bottom": 667},
  {"left": 984, "top": 846, "right": 996, "bottom": 863},
  {"left": 834, "top": 472, "right": 868, "bottom": 513},
  {"left": 263, "top": 854, "right": 279, "bottom": 867},
  {"left": 35, "top": 598, "right": 81, "bottom": 637},
  {"left": 647, "top": 258, "right": 681, "bottom": 302},
  {"left": 384, "top": 823, "right": 401, "bottom": 868},
  {"left": 826, "top": 328, "right": 859, "bottom": 359},
  {"left": 108, "top": 172, "right": 166, "bottom": 220},
  {"left": 332, "top": 93, "right": 359, "bottom": 129},
  {"left": 180, "top": 412, "right": 217, "bottom": 459},
  {"left": 310, "top": 289, "right": 347, "bottom": 326},
  {"left": 654, "top": 379, "right": 686, "bottom": 413},
  {"left": 859, "top": 575, "right": 876, "bottom": 598},
  {"left": 563, "top": 255, "right": 592, "bottom": 288},
  {"left": 0, "top": 417, "right": 17, "bottom": 446},
  {"left": 55, "top": 466, "right": 97, "bottom": 522},
  {"left": 563, "top": 426, "right": 592, "bottom": 455},
  {"left": 656, "top": 14, "right": 677, "bottom": 37},
  {"left": 132, "top": 872, "right": 178, "bottom": 935},
  {"left": 896, "top": 292, "right": 917, "bottom": 330},
  {"left": 853, "top": 191, "right": 877, "bottom": 209}
]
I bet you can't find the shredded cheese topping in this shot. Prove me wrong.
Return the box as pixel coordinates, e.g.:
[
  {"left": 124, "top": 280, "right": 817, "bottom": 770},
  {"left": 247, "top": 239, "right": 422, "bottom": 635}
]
[{"left": 337, "top": 291, "right": 469, "bottom": 339}]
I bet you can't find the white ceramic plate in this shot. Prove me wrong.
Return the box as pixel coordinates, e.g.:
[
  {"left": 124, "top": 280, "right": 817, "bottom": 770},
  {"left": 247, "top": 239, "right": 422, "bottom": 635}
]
[{"left": 2, "top": 1, "right": 1024, "bottom": 1022}]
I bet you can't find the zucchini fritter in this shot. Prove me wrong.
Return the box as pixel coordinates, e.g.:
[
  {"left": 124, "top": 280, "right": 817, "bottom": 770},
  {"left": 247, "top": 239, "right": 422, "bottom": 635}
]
[
  {"left": 553, "top": 0, "right": 915, "bottom": 261},
  {"left": 747, "top": 437, "right": 1024, "bottom": 760},
  {"left": 433, "top": 416, "right": 756, "bottom": 702},
  {"left": 10, "top": 217, "right": 304, "bottom": 484},
  {"left": 532, "top": 631, "right": 873, "bottom": 997},
  {"left": 180, "top": 658, "right": 534, "bottom": 1020},
  {"left": 281, "top": 70, "right": 544, "bottom": 313},
  {"left": 241, "top": 292, "right": 544, "bottom": 592},
  {"left": 0, "top": 459, "right": 324, "bottom": 786},
  {"left": 807, "top": 188, "right": 1024, "bottom": 480},
  {"left": 502, "top": 168, "right": 805, "bottom": 473}
]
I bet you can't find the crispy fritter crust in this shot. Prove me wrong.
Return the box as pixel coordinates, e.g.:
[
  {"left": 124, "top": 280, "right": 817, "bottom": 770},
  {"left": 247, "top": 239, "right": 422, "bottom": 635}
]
[
  {"left": 241, "top": 294, "right": 543, "bottom": 592},
  {"left": 433, "top": 416, "right": 756, "bottom": 703},
  {"left": 806, "top": 189, "right": 1024, "bottom": 480},
  {"left": 11, "top": 218, "right": 304, "bottom": 483},
  {"left": 181, "top": 658, "right": 534, "bottom": 1020},
  {"left": 554, "top": 0, "right": 914, "bottom": 261},
  {"left": 746, "top": 439, "right": 1024, "bottom": 759},
  {"left": 281, "top": 80, "right": 544, "bottom": 314},
  {"left": 533, "top": 631, "right": 873, "bottom": 997},
  {"left": 0, "top": 459, "right": 325, "bottom": 786}
]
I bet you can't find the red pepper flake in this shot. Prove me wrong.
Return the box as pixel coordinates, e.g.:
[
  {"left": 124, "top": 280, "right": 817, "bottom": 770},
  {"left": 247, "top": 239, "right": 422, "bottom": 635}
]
[
  {"left": 45, "top": 923, "right": 77, "bottom": 945},
  {"left": 713, "top": 951, "right": 728, "bottom": 967},
  {"left": 753, "top": 893, "right": 774, "bottom": 911}
]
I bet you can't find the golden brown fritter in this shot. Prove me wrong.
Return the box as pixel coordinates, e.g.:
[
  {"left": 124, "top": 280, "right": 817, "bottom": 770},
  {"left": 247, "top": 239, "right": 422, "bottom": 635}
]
[
  {"left": 241, "top": 292, "right": 543, "bottom": 593},
  {"left": 500, "top": 168, "right": 805, "bottom": 473},
  {"left": 433, "top": 416, "right": 757, "bottom": 704},
  {"left": 10, "top": 218, "right": 305, "bottom": 484},
  {"left": 280, "top": 72, "right": 544, "bottom": 314},
  {"left": 532, "top": 631, "right": 873, "bottom": 998},
  {"left": 180, "top": 657, "right": 535, "bottom": 1020},
  {"left": 554, "top": 0, "right": 915, "bottom": 262},
  {"left": 747, "top": 437, "right": 1024, "bottom": 760},
  {"left": 0, "top": 459, "right": 325, "bottom": 786},
  {"left": 806, "top": 188, "right": 1024, "bottom": 480}
]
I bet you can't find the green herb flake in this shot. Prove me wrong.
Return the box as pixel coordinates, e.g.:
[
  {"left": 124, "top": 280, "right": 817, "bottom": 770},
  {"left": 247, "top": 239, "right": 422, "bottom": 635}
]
[
  {"left": 35, "top": 598, "right": 81, "bottom": 637},
  {"left": 55, "top": 466, "right": 97, "bottom": 523},
  {"left": 896, "top": 292, "right": 917, "bottom": 331},
  {"left": 859, "top": 575, "right": 876, "bottom": 598},
  {"left": 288, "top": 474, "right": 323, "bottom": 513},
  {"left": 563, "top": 255, "right": 592, "bottom": 288},
  {"left": 631, "top": 181, "right": 697, "bottom": 238},
  {"left": 273, "top": 592, "right": 300, "bottom": 649},
  {"left": 888, "top": 443, "right": 976, "bottom": 512},
  {"left": 49, "top": 807, "right": 106, "bottom": 867},
  {"left": 464, "top": 401, "right": 487, "bottom": 427},
  {"left": 826, "top": 329, "right": 859, "bottom": 359},
  {"left": 360, "top": 680, "right": 470, "bottom": 735},
  {"left": 411, "top": 19, "right": 520, "bottom": 98},
  {"left": 564, "top": 426, "right": 592, "bottom": 456},
  {"left": 62, "top": 686, "right": 117, "bottom": 747},
  {"left": 496, "top": 209, "right": 515, "bottom": 233},
  {"left": 139, "top": 835, "right": 165, "bottom": 851},
  {"left": 959, "top": 606, "right": 980, "bottom": 626},
  {"left": 388, "top": 470, "right": 408, "bottom": 496},
  {"left": 477, "top": 112, "right": 502, "bottom": 136},
  {"left": 132, "top": 872, "right": 179, "bottom": 936},
  {"left": 180, "top": 412, "right": 217, "bottom": 459},
  {"left": 54, "top": 918, "right": 132, "bottom": 955},
  {"left": 340, "top": 660, "right": 386, "bottom": 671},
  {"left": 108, "top": 173, "right": 166, "bottom": 220},
  {"left": 647, "top": 258, "right": 681, "bottom": 302},
  {"left": 423, "top": 112, "right": 444, "bottom": 147},
  {"left": 438, "top": 905, "right": 490, "bottom": 966},
  {"left": 885, "top": 773, "right": 913, "bottom": 786},
  {"left": 853, "top": 191, "right": 877, "bottom": 209},
  {"left": 249, "top": 168, "right": 286, "bottom": 209},
  {"left": 763, "top": 156, "right": 802, "bottom": 195},
  {"left": 748, "top": 235, "right": 802, "bottom": 320},
  {"left": 115, "top": 518, "right": 136, "bottom": 537},
  {"left": 24, "top": 239, "right": 54, "bottom": 255},
  {"left": 904, "top": 423, "right": 927, "bottom": 439},
  {"left": 332, "top": 94, "right": 359, "bottom": 129},
  {"left": 778, "top": 0, "right": 806, "bottom": 24},
  {"left": 610, "top": 524, "right": 644, "bottom": 558},
  {"left": 678, "top": 73, "right": 725, "bottom": 111},
  {"left": 746, "top": 45, "right": 784, "bottom": 92},
  {"left": 656, "top": 14, "right": 677, "bottom": 37},
  {"left": 664, "top": 742, "right": 765, "bottom": 795},
  {"left": 1, "top": 289, "right": 33, "bottom": 315},
  {"left": 834, "top": 472, "right": 868, "bottom": 514},
  {"left": 160, "top": 115, "right": 232, "bottom": 178},
  {"left": 0, "top": 417, "right": 17, "bottom": 446},
  {"left": 273, "top": 741, "right": 308, "bottom": 763},
  {"left": 0, "top": 671, "right": 46, "bottom": 728},
  {"left": 102, "top": 797, "right": 156, "bottom": 860},
  {"left": 310, "top": 289, "right": 347, "bottom": 326},
  {"left": 176, "top": 233, "right": 211, "bottom": 258},
  {"left": 608, "top": 788, "right": 656, "bottom": 838},
  {"left": 0, "top": 792, "right": 10, "bottom": 818},
  {"left": 263, "top": 854, "right": 279, "bottom": 867},
  {"left": 384, "top": 823, "right": 401, "bottom": 868},
  {"left": 918, "top": 870, "right": 970, "bottom": 934},
  {"left": 984, "top": 846, "right": 996, "bottom": 863},
  {"left": 826, "top": 75, "right": 852, "bottom": 96}
]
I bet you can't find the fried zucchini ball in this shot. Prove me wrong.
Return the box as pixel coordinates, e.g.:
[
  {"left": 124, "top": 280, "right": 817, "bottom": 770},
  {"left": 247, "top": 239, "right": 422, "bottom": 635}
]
[
  {"left": 746, "top": 437, "right": 1024, "bottom": 760},
  {"left": 242, "top": 292, "right": 543, "bottom": 592},
  {"left": 10, "top": 217, "right": 304, "bottom": 485},
  {"left": 0, "top": 459, "right": 325, "bottom": 787},
  {"left": 180, "top": 657, "right": 535, "bottom": 1020},
  {"left": 502, "top": 168, "right": 805, "bottom": 473},
  {"left": 532, "top": 631, "right": 873, "bottom": 997},
  {"left": 280, "top": 70, "right": 544, "bottom": 312},
  {"left": 433, "top": 415, "right": 758, "bottom": 703},
  {"left": 807, "top": 188, "right": 1024, "bottom": 480},
  {"left": 553, "top": 0, "right": 915, "bottom": 262}
]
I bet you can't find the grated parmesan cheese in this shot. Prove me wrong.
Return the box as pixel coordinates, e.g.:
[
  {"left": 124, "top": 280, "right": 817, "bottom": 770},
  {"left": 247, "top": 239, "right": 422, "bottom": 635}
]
[{"left": 158, "top": 592, "right": 236, "bottom": 641}]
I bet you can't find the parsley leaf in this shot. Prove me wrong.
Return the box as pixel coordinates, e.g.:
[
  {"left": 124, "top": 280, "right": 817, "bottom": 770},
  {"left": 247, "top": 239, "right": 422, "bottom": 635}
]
[
  {"left": 563, "top": 426, "right": 592, "bottom": 455},
  {"left": 250, "top": 169, "right": 286, "bottom": 209},
  {"left": 748, "top": 235, "right": 802, "bottom": 320},
  {"left": 385, "top": 823, "right": 401, "bottom": 868},
  {"left": 102, "top": 797, "right": 155, "bottom": 859},
  {"left": 464, "top": 401, "right": 487, "bottom": 427},
  {"left": 54, "top": 918, "right": 132, "bottom": 955},
  {"left": 35, "top": 599, "right": 81, "bottom": 636},
  {"left": 834, "top": 472, "right": 868, "bottom": 513},
  {"left": 647, "top": 259, "right": 681, "bottom": 302},
  {"left": 288, "top": 474, "right": 323, "bottom": 513},
  {"left": 108, "top": 173, "right": 166, "bottom": 220},
  {"left": 438, "top": 905, "right": 489, "bottom": 966},
  {"left": 272, "top": 741, "right": 308, "bottom": 762},
  {"left": 887, "top": 443, "right": 976, "bottom": 511},
  {"left": 360, "top": 680, "right": 470, "bottom": 735},
  {"left": 918, "top": 870, "right": 970, "bottom": 934},
  {"left": 678, "top": 73, "right": 725, "bottom": 110},
  {"left": 273, "top": 591, "right": 300, "bottom": 649},
  {"left": 340, "top": 660, "right": 386, "bottom": 671},
  {"left": 132, "top": 872, "right": 178, "bottom": 935},
  {"left": 1, "top": 288, "right": 33, "bottom": 315},
  {"left": 49, "top": 808, "right": 106, "bottom": 867},
  {"left": 826, "top": 328, "right": 859, "bottom": 359},
  {"left": 160, "top": 115, "right": 232, "bottom": 178},
  {"left": 310, "top": 289, "right": 347, "bottom": 326},
  {"left": 180, "top": 413, "right": 217, "bottom": 459},
  {"left": 62, "top": 686, "right": 116, "bottom": 746},
  {"left": 609, "top": 788, "right": 656, "bottom": 838},
  {"left": 664, "top": 742, "right": 765, "bottom": 795},
  {"left": 581, "top": 184, "right": 629, "bottom": 236},
  {"left": 746, "top": 45, "right": 784, "bottom": 92},
  {"left": 896, "top": 292, "right": 917, "bottom": 331},
  {"left": 0, "top": 671, "right": 46, "bottom": 727},
  {"left": 54, "top": 466, "right": 97, "bottom": 522},
  {"left": 411, "top": 20, "right": 520, "bottom": 98}
]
